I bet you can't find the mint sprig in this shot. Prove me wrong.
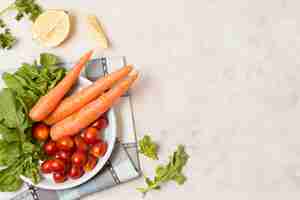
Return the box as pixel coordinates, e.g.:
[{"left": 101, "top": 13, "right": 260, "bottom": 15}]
[
  {"left": 137, "top": 145, "right": 189, "bottom": 195},
  {"left": 139, "top": 135, "right": 158, "bottom": 160}
]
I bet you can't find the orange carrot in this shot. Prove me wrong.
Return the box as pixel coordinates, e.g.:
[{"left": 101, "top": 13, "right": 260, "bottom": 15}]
[
  {"left": 29, "top": 50, "right": 93, "bottom": 121},
  {"left": 44, "top": 65, "right": 133, "bottom": 125},
  {"left": 50, "top": 70, "right": 138, "bottom": 140}
]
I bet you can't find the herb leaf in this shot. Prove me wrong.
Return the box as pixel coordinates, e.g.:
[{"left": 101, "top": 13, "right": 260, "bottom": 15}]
[
  {"left": 137, "top": 145, "right": 189, "bottom": 195},
  {"left": 0, "top": 123, "right": 20, "bottom": 142},
  {"left": 3, "top": 54, "right": 66, "bottom": 108},
  {"left": 0, "top": 53, "right": 66, "bottom": 191},
  {"left": 0, "top": 0, "right": 42, "bottom": 50},
  {"left": 0, "top": 10, "right": 16, "bottom": 50},
  {"left": 0, "top": 140, "right": 21, "bottom": 166},
  {"left": 0, "top": 158, "right": 24, "bottom": 191},
  {"left": 0, "top": 28, "right": 16, "bottom": 49},
  {"left": 15, "top": 0, "right": 42, "bottom": 21},
  {"left": 0, "top": 19, "right": 6, "bottom": 28},
  {"left": 0, "top": 89, "right": 29, "bottom": 131},
  {"left": 4, "top": 0, "right": 43, "bottom": 22},
  {"left": 40, "top": 53, "right": 60, "bottom": 66},
  {"left": 139, "top": 135, "right": 158, "bottom": 160}
]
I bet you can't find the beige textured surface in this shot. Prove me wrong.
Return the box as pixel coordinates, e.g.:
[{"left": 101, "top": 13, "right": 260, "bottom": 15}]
[{"left": 1, "top": 0, "right": 300, "bottom": 199}]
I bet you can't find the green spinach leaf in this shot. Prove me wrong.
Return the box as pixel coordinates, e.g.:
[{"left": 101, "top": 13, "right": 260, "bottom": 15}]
[
  {"left": 0, "top": 123, "right": 19, "bottom": 142},
  {"left": 0, "top": 140, "right": 21, "bottom": 166},
  {"left": 0, "top": 53, "right": 66, "bottom": 191},
  {"left": 40, "top": 53, "right": 59, "bottom": 66},
  {"left": 0, "top": 88, "right": 30, "bottom": 132}
]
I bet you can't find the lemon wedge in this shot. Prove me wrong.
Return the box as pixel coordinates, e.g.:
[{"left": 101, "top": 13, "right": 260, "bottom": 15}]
[
  {"left": 87, "top": 15, "right": 109, "bottom": 49},
  {"left": 32, "top": 10, "right": 71, "bottom": 47}
]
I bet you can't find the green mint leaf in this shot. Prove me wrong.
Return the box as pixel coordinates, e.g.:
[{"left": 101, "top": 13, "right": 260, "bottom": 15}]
[
  {"left": 139, "top": 135, "right": 158, "bottom": 160},
  {"left": 145, "top": 177, "right": 155, "bottom": 187},
  {"left": 136, "top": 187, "right": 148, "bottom": 194},
  {"left": 137, "top": 145, "right": 189, "bottom": 195},
  {"left": 172, "top": 173, "right": 186, "bottom": 185},
  {"left": 155, "top": 165, "right": 168, "bottom": 178}
]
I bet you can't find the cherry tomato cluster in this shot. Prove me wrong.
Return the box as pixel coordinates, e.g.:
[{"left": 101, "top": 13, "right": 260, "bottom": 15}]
[{"left": 40, "top": 116, "right": 108, "bottom": 183}]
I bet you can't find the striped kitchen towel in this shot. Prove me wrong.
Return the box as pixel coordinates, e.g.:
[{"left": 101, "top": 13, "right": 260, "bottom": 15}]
[{"left": 2, "top": 57, "right": 141, "bottom": 200}]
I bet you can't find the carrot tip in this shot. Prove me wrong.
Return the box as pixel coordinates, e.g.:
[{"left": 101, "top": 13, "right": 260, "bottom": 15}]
[
  {"left": 129, "top": 70, "right": 139, "bottom": 78},
  {"left": 81, "top": 50, "right": 94, "bottom": 61},
  {"left": 86, "top": 50, "right": 94, "bottom": 57},
  {"left": 126, "top": 65, "right": 134, "bottom": 70}
]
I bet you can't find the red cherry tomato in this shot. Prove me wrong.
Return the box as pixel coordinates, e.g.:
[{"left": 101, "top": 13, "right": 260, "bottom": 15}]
[
  {"left": 51, "top": 159, "right": 66, "bottom": 173},
  {"left": 89, "top": 141, "right": 107, "bottom": 158},
  {"left": 71, "top": 151, "right": 87, "bottom": 167},
  {"left": 82, "top": 127, "right": 99, "bottom": 144},
  {"left": 43, "top": 141, "right": 57, "bottom": 156},
  {"left": 64, "top": 161, "right": 72, "bottom": 173},
  {"left": 53, "top": 172, "right": 67, "bottom": 183},
  {"left": 41, "top": 160, "right": 53, "bottom": 174},
  {"left": 32, "top": 123, "right": 50, "bottom": 141},
  {"left": 74, "top": 135, "right": 89, "bottom": 152},
  {"left": 56, "top": 136, "right": 74, "bottom": 151},
  {"left": 55, "top": 151, "right": 71, "bottom": 162},
  {"left": 84, "top": 155, "right": 98, "bottom": 172},
  {"left": 91, "top": 117, "right": 108, "bottom": 130},
  {"left": 68, "top": 165, "right": 83, "bottom": 179}
]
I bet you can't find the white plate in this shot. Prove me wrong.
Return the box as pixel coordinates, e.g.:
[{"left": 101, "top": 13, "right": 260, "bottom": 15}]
[{"left": 19, "top": 76, "right": 117, "bottom": 190}]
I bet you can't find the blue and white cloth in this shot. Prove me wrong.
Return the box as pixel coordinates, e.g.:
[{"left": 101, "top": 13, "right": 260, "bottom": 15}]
[{"left": 1, "top": 57, "right": 141, "bottom": 200}]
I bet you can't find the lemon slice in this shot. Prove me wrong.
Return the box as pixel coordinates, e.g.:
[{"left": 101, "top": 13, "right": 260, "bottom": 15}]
[
  {"left": 87, "top": 15, "right": 109, "bottom": 49},
  {"left": 32, "top": 10, "right": 71, "bottom": 47}
]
